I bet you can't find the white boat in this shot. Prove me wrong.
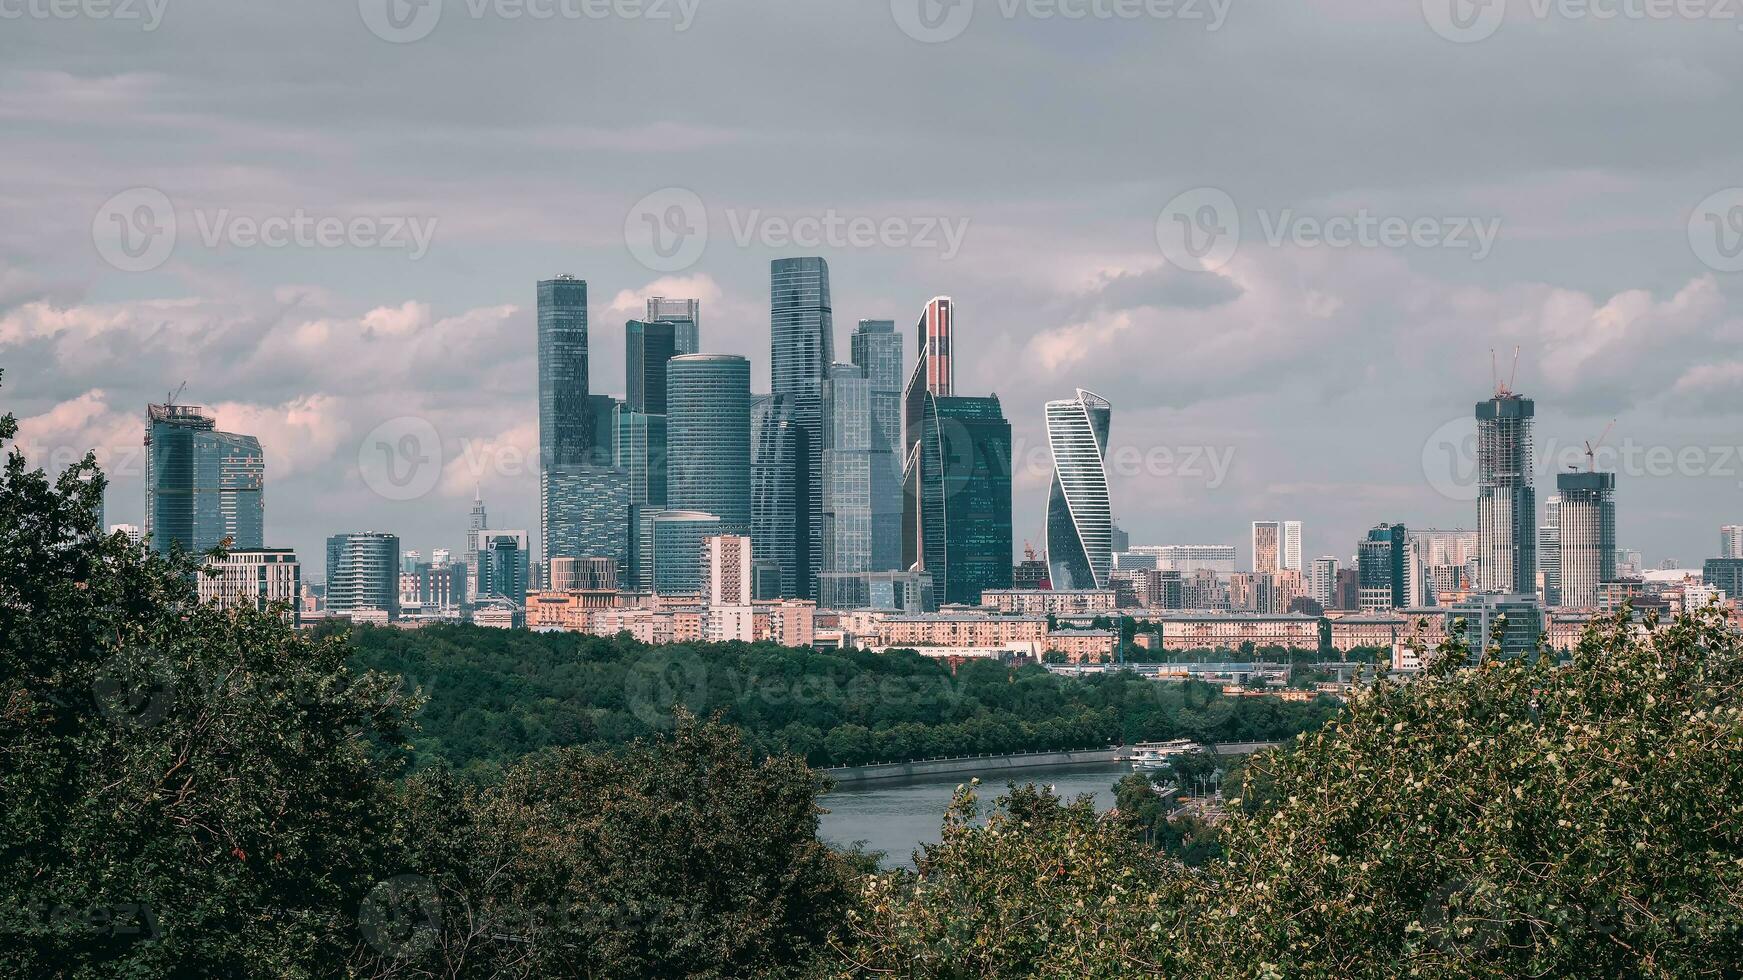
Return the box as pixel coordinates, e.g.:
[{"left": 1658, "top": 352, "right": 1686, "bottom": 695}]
[{"left": 1128, "top": 739, "right": 1206, "bottom": 771}]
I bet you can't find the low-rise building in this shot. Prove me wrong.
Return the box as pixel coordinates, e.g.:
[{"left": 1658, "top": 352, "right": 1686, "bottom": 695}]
[
  {"left": 1153, "top": 613, "right": 1320, "bottom": 652},
  {"left": 875, "top": 614, "right": 1048, "bottom": 648},
  {"left": 981, "top": 589, "right": 1117, "bottom": 615},
  {"left": 198, "top": 548, "right": 301, "bottom": 625},
  {"left": 1042, "top": 628, "right": 1119, "bottom": 664}
]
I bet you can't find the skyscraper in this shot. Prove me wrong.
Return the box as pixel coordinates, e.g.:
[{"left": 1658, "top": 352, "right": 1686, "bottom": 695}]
[
  {"left": 464, "top": 488, "right": 487, "bottom": 602},
  {"left": 770, "top": 258, "right": 833, "bottom": 598},
  {"left": 641, "top": 510, "right": 724, "bottom": 596},
  {"left": 851, "top": 319, "right": 904, "bottom": 571},
  {"left": 667, "top": 354, "right": 752, "bottom": 535},
  {"left": 1476, "top": 389, "right": 1536, "bottom": 594},
  {"left": 615, "top": 407, "right": 667, "bottom": 509},
  {"left": 325, "top": 532, "right": 400, "bottom": 619},
  {"left": 472, "top": 529, "right": 531, "bottom": 606},
  {"left": 1359, "top": 523, "right": 1407, "bottom": 611},
  {"left": 821, "top": 364, "right": 873, "bottom": 582},
  {"left": 646, "top": 296, "right": 700, "bottom": 355},
  {"left": 1281, "top": 521, "right": 1303, "bottom": 573},
  {"left": 1722, "top": 525, "right": 1743, "bottom": 559},
  {"left": 751, "top": 393, "right": 809, "bottom": 598},
  {"left": 144, "top": 402, "right": 264, "bottom": 554},
  {"left": 537, "top": 276, "right": 591, "bottom": 470},
  {"left": 903, "top": 392, "right": 1013, "bottom": 606},
  {"left": 625, "top": 319, "right": 680, "bottom": 414},
  {"left": 1555, "top": 471, "right": 1616, "bottom": 609},
  {"left": 1251, "top": 521, "right": 1281, "bottom": 574},
  {"left": 537, "top": 276, "right": 626, "bottom": 576},
  {"left": 1310, "top": 556, "right": 1339, "bottom": 608},
  {"left": 1045, "top": 389, "right": 1114, "bottom": 590},
  {"left": 1540, "top": 495, "right": 1563, "bottom": 607}
]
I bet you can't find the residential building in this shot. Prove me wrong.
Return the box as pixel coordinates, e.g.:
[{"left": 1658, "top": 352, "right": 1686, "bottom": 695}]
[
  {"left": 1045, "top": 389, "right": 1115, "bottom": 589},
  {"left": 325, "top": 532, "right": 400, "bottom": 620},
  {"left": 1119, "top": 545, "right": 1237, "bottom": 577},
  {"left": 198, "top": 548, "right": 301, "bottom": 624},
  {"left": 1043, "top": 629, "right": 1119, "bottom": 664},
  {"left": 1722, "top": 525, "right": 1743, "bottom": 559},
  {"left": 875, "top": 614, "right": 1047, "bottom": 649},
  {"left": 1540, "top": 496, "right": 1563, "bottom": 606},
  {"left": 144, "top": 402, "right": 264, "bottom": 554},
  {"left": 1251, "top": 521, "right": 1281, "bottom": 574},
  {"left": 1310, "top": 556, "right": 1339, "bottom": 608},
  {"left": 1152, "top": 613, "right": 1321, "bottom": 653},
  {"left": 981, "top": 589, "right": 1116, "bottom": 616}
]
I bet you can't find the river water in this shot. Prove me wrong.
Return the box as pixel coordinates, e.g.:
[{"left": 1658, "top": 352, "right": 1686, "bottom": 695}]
[{"left": 818, "top": 761, "right": 1133, "bottom": 869}]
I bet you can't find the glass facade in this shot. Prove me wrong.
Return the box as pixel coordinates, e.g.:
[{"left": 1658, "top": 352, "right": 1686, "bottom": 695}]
[
  {"left": 667, "top": 354, "right": 751, "bottom": 535},
  {"left": 1044, "top": 389, "right": 1113, "bottom": 590},
  {"left": 852, "top": 319, "right": 904, "bottom": 571},
  {"left": 615, "top": 407, "right": 668, "bottom": 509},
  {"left": 144, "top": 403, "right": 264, "bottom": 555},
  {"left": 325, "top": 532, "right": 400, "bottom": 618},
  {"left": 1554, "top": 471, "right": 1616, "bottom": 609},
  {"left": 625, "top": 319, "right": 679, "bottom": 414},
  {"left": 821, "top": 364, "right": 872, "bottom": 580},
  {"left": 638, "top": 510, "right": 722, "bottom": 596},
  {"left": 538, "top": 276, "right": 597, "bottom": 576},
  {"left": 646, "top": 296, "right": 700, "bottom": 354},
  {"left": 472, "top": 529, "right": 530, "bottom": 606},
  {"left": 770, "top": 257, "right": 832, "bottom": 598},
  {"left": 751, "top": 393, "right": 810, "bottom": 599},
  {"left": 1476, "top": 394, "right": 1537, "bottom": 594},
  {"left": 903, "top": 393, "right": 1013, "bottom": 606}
]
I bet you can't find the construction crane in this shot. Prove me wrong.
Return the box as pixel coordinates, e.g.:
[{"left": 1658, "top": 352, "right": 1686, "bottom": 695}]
[
  {"left": 1490, "top": 346, "right": 1521, "bottom": 398},
  {"left": 166, "top": 380, "right": 187, "bottom": 406},
  {"left": 1581, "top": 419, "right": 1617, "bottom": 473}
]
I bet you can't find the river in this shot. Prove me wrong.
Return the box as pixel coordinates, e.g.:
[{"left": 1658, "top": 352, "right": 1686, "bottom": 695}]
[{"left": 818, "top": 761, "right": 1133, "bottom": 869}]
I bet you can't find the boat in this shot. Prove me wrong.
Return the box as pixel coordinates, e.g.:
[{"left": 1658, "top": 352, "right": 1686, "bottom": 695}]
[{"left": 1128, "top": 739, "right": 1206, "bottom": 771}]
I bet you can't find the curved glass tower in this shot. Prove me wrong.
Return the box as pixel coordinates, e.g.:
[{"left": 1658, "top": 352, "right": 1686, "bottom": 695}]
[
  {"left": 1044, "top": 389, "right": 1113, "bottom": 590},
  {"left": 667, "top": 354, "right": 752, "bottom": 535}
]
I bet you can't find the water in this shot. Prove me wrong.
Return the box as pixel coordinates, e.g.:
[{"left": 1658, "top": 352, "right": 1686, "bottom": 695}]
[{"left": 818, "top": 762, "right": 1132, "bottom": 869}]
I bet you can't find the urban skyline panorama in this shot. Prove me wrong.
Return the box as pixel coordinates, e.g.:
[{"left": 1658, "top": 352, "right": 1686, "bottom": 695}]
[{"left": 5, "top": 0, "right": 1743, "bottom": 580}]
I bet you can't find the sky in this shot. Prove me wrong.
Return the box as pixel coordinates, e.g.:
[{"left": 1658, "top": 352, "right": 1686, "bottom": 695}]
[{"left": 4, "top": 0, "right": 1743, "bottom": 579}]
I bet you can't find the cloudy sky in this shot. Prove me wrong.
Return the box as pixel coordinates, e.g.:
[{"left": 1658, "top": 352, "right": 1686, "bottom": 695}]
[{"left": 5, "top": 0, "right": 1743, "bottom": 578}]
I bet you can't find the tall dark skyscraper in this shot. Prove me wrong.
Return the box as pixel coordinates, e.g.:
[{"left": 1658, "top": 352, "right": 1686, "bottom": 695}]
[
  {"left": 646, "top": 296, "right": 700, "bottom": 355},
  {"left": 537, "top": 276, "right": 590, "bottom": 469},
  {"left": 903, "top": 392, "right": 1013, "bottom": 606},
  {"left": 820, "top": 364, "right": 871, "bottom": 581},
  {"left": 752, "top": 393, "right": 810, "bottom": 598},
  {"left": 538, "top": 276, "right": 630, "bottom": 578},
  {"left": 1358, "top": 523, "right": 1408, "bottom": 611},
  {"left": 667, "top": 354, "right": 752, "bottom": 535},
  {"left": 851, "top": 319, "right": 904, "bottom": 571},
  {"left": 770, "top": 257, "right": 832, "bottom": 598},
  {"left": 625, "top": 319, "right": 680, "bottom": 414},
  {"left": 1476, "top": 388, "right": 1536, "bottom": 594},
  {"left": 144, "top": 402, "right": 264, "bottom": 555}
]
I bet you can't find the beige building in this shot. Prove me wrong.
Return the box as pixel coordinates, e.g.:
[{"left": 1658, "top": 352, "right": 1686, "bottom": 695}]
[
  {"left": 198, "top": 549, "right": 301, "bottom": 625},
  {"left": 876, "top": 614, "right": 1048, "bottom": 648},
  {"left": 1043, "top": 629, "right": 1119, "bottom": 664},
  {"left": 1154, "top": 613, "right": 1320, "bottom": 652},
  {"left": 981, "top": 589, "right": 1116, "bottom": 615}
]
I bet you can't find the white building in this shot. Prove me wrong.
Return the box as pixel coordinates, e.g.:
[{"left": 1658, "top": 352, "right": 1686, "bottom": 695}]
[
  {"left": 198, "top": 549, "right": 301, "bottom": 625},
  {"left": 1310, "top": 556, "right": 1339, "bottom": 608},
  {"left": 705, "top": 535, "right": 755, "bottom": 642}
]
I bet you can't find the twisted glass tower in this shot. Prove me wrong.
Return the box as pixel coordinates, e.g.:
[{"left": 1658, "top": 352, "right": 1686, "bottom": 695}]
[{"left": 1044, "top": 389, "right": 1113, "bottom": 590}]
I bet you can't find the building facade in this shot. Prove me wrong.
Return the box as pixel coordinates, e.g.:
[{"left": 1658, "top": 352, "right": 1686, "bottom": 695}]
[
  {"left": 903, "top": 392, "right": 1013, "bottom": 607},
  {"left": 325, "top": 532, "right": 400, "bottom": 619},
  {"left": 1045, "top": 389, "right": 1115, "bottom": 590},
  {"left": 1556, "top": 471, "right": 1617, "bottom": 609},
  {"left": 751, "top": 392, "right": 809, "bottom": 598},
  {"left": 1476, "top": 392, "right": 1537, "bottom": 594},
  {"left": 821, "top": 363, "right": 874, "bottom": 582},
  {"left": 770, "top": 257, "right": 833, "bottom": 599},
  {"left": 144, "top": 403, "right": 264, "bottom": 555},
  {"left": 198, "top": 549, "right": 301, "bottom": 624},
  {"left": 667, "top": 354, "right": 752, "bottom": 534},
  {"left": 851, "top": 318, "right": 904, "bottom": 571}
]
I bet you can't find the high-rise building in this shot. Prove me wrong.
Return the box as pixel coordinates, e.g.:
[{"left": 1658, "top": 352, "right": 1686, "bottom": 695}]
[
  {"left": 751, "top": 393, "right": 809, "bottom": 598},
  {"left": 537, "top": 276, "right": 627, "bottom": 579},
  {"left": 144, "top": 403, "right": 264, "bottom": 555},
  {"left": 641, "top": 510, "right": 723, "bottom": 596},
  {"left": 465, "top": 488, "right": 488, "bottom": 602},
  {"left": 615, "top": 407, "right": 668, "bottom": 509},
  {"left": 625, "top": 319, "right": 681, "bottom": 415},
  {"left": 646, "top": 296, "right": 700, "bottom": 354},
  {"left": 1722, "top": 525, "right": 1743, "bottom": 559},
  {"left": 1251, "top": 522, "right": 1281, "bottom": 574},
  {"left": 1310, "top": 556, "right": 1339, "bottom": 608},
  {"left": 1703, "top": 558, "right": 1743, "bottom": 601},
  {"left": 667, "top": 354, "right": 751, "bottom": 535},
  {"left": 1045, "top": 389, "right": 1114, "bottom": 590},
  {"left": 325, "top": 532, "right": 400, "bottom": 619},
  {"left": 1406, "top": 529, "right": 1480, "bottom": 606},
  {"left": 705, "top": 534, "right": 753, "bottom": 607},
  {"left": 198, "top": 548, "right": 301, "bottom": 625},
  {"left": 537, "top": 275, "right": 591, "bottom": 469},
  {"left": 1540, "top": 495, "right": 1563, "bottom": 607},
  {"left": 1359, "top": 523, "right": 1408, "bottom": 611},
  {"left": 549, "top": 556, "right": 617, "bottom": 591},
  {"left": 903, "top": 392, "right": 1013, "bottom": 606},
  {"left": 473, "top": 529, "right": 531, "bottom": 607},
  {"left": 821, "top": 363, "right": 873, "bottom": 583},
  {"left": 1281, "top": 521, "right": 1303, "bottom": 573},
  {"left": 851, "top": 319, "right": 904, "bottom": 571},
  {"left": 770, "top": 258, "right": 833, "bottom": 599},
  {"left": 1555, "top": 471, "right": 1617, "bottom": 609},
  {"left": 1476, "top": 390, "right": 1536, "bottom": 594}
]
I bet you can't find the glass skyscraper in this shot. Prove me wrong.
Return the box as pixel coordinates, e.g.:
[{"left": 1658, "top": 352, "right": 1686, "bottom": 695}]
[
  {"left": 638, "top": 510, "right": 723, "bottom": 596},
  {"left": 1555, "top": 471, "right": 1616, "bottom": 608},
  {"left": 626, "top": 319, "right": 680, "bottom": 414},
  {"left": 1044, "top": 389, "right": 1113, "bottom": 590},
  {"left": 851, "top": 319, "right": 903, "bottom": 571},
  {"left": 646, "top": 296, "right": 700, "bottom": 355},
  {"left": 325, "top": 531, "right": 400, "bottom": 618},
  {"left": 770, "top": 257, "right": 832, "bottom": 598},
  {"left": 667, "top": 354, "right": 751, "bottom": 535},
  {"left": 751, "top": 393, "right": 809, "bottom": 599},
  {"left": 144, "top": 403, "right": 264, "bottom": 555},
  {"left": 903, "top": 392, "right": 1013, "bottom": 606},
  {"left": 537, "top": 276, "right": 591, "bottom": 470},
  {"left": 615, "top": 407, "right": 668, "bottom": 509},
  {"left": 821, "top": 364, "right": 872, "bottom": 580},
  {"left": 1476, "top": 391, "right": 1536, "bottom": 594}
]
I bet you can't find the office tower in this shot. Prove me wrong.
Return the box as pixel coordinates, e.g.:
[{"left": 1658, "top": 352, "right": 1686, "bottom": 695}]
[
  {"left": 751, "top": 394, "right": 809, "bottom": 598},
  {"left": 667, "top": 354, "right": 752, "bottom": 535},
  {"left": 1448, "top": 594, "right": 1544, "bottom": 663},
  {"left": 705, "top": 534, "right": 753, "bottom": 607},
  {"left": 821, "top": 363, "right": 873, "bottom": 582},
  {"left": 401, "top": 550, "right": 423, "bottom": 574},
  {"left": 615, "top": 407, "right": 668, "bottom": 509},
  {"left": 198, "top": 548, "right": 301, "bottom": 625},
  {"left": 415, "top": 561, "right": 466, "bottom": 612},
  {"left": 640, "top": 510, "right": 723, "bottom": 596},
  {"left": 1045, "top": 389, "right": 1114, "bottom": 590},
  {"left": 325, "top": 532, "right": 401, "bottom": 619},
  {"left": 903, "top": 392, "right": 1013, "bottom": 606},
  {"left": 144, "top": 403, "right": 264, "bottom": 554},
  {"left": 431, "top": 548, "right": 451, "bottom": 567},
  {"left": 625, "top": 319, "right": 680, "bottom": 414},
  {"left": 536, "top": 276, "right": 628, "bottom": 580},
  {"left": 1476, "top": 389, "right": 1536, "bottom": 593},
  {"left": 752, "top": 559, "right": 783, "bottom": 601},
  {"left": 464, "top": 488, "right": 488, "bottom": 601},
  {"left": 1310, "top": 556, "right": 1339, "bottom": 608},
  {"left": 851, "top": 319, "right": 904, "bottom": 570},
  {"left": 770, "top": 258, "right": 833, "bottom": 598},
  {"left": 1281, "top": 521, "right": 1303, "bottom": 572},
  {"left": 818, "top": 569, "right": 936, "bottom": 612},
  {"left": 537, "top": 276, "right": 592, "bottom": 468},
  {"left": 1722, "top": 526, "right": 1743, "bottom": 559},
  {"left": 1334, "top": 567, "right": 1361, "bottom": 611},
  {"left": 472, "top": 529, "right": 530, "bottom": 606},
  {"left": 1110, "top": 524, "right": 1131, "bottom": 554},
  {"left": 549, "top": 556, "right": 616, "bottom": 591},
  {"left": 1555, "top": 471, "right": 1616, "bottom": 609},
  {"left": 1251, "top": 522, "right": 1281, "bottom": 574},
  {"left": 646, "top": 296, "right": 700, "bottom": 354},
  {"left": 1405, "top": 528, "right": 1480, "bottom": 607},
  {"left": 1703, "top": 558, "right": 1743, "bottom": 601},
  {"left": 1359, "top": 524, "right": 1407, "bottom": 611},
  {"left": 1540, "top": 495, "right": 1563, "bottom": 607}
]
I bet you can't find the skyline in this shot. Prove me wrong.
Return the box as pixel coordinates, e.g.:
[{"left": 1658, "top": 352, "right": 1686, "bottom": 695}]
[{"left": 6, "top": 1, "right": 1743, "bottom": 575}]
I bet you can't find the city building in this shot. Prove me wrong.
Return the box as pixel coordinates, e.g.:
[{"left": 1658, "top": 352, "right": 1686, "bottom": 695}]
[
  {"left": 198, "top": 548, "right": 301, "bottom": 624},
  {"left": 472, "top": 529, "right": 530, "bottom": 607},
  {"left": 1722, "top": 525, "right": 1743, "bottom": 559},
  {"left": 1281, "top": 521, "right": 1303, "bottom": 573},
  {"left": 1704, "top": 558, "right": 1743, "bottom": 603},
  {"left": 850, "top": 318, "right": 904, "bottom": 571},
  {"left": 549, "top": 556, "right": 616, "bottom": 591},
  {"left": 903, "top": 391, "right": 1013, "bottom": 606},
  {"left": 817, "top": 570, "right": 936, "bottom": 612},
  {"left": 1555, "top": 471, "right": 1617, "bottom": 609},
  {"left": 1014, "top": 544, "right": 1051, "bottom": 589},
  {"left": 1310, "top": 556, "right": 1339, "bottom": 608},
  {"left": 1359, "top": 524, "right": 1408, "bottom": 611},
  {"left": 641, "top": 510, "right": 723, "bottom": 597},
  {"left": 1119, "top": 545, "right": 1238, "bottom": 577},
  {"left": 981, "top": 589, "right": 1117, "bottom": 616},
  {"left": 109, "top": 523, "right": 143, "bottom": 547},
  {"left": 1476, "top": 388, "right": 1537, "bottom": 594},
  {"left": 1043, "top": 629, "right": 1119, "bottom": 664},
  {"left": 646, "top": 296, "right": 701, "bottom": 354},
  {"left": 615, "top": 407, "right": 667, "bottom": 510},
  {"left": 536, "top": 275, "right": 606, "bottom": 579},
  {"left": 770, "top": 257, "right": 833, "bottom": 599},
  {"left": 325, "top": 532, "right": 400, "bottom": 620},
  {"left": 1449, "top": 593, "right": 1544, "bottom": 662},
  {"left": 705, "top": 534, "right": 753, "bottom": 607},
  {"left": 464, "top": 488, "right": 488, "bottom": 601},
  {"left": 1405, "top": 529, "right": 1479, "bottom": 607},
  {"left": 144, "top": 402, "right": 264, "bottom": 554},
  {"left": 1334, "top": 567, "right": 1361, "bottom": 611},
  {"left": 668, "top": 354, "right": 752, "bottom": 534},
  {"left": 1152, "top": 613, "right": 1321, "bottom": 653},
  {"left": 1044, "top": 389, "right": 1114, "bottom": 590},
  {"left": 1540, "top": 496, "right": 1563, "bottom": 607},
  {"left": 821, "top": 363, "right": 874, "bottom": 582},
  {"left": 625, "top": 319, "right": 681, "bottom": 414},
  {"left": 751, "top": 392, "right": 809, "bottom": 598},
  {"left": 1251, "top": 522, "right": 1281, "bottom": 574},
  {"left": 875, "top": 614, "right": 1047, "bottom": 649}
]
